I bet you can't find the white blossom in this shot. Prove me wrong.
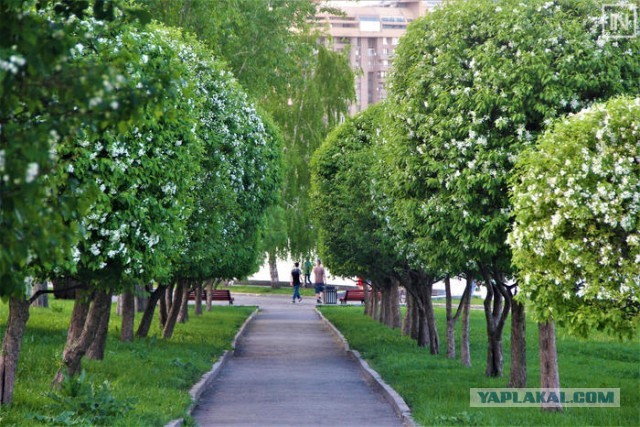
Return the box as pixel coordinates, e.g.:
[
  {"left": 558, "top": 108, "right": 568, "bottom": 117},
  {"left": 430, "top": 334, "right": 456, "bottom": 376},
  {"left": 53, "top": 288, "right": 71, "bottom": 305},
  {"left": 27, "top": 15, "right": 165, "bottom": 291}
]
[{"left": 25, "top": 162, "right": 39, "bottom": 183}]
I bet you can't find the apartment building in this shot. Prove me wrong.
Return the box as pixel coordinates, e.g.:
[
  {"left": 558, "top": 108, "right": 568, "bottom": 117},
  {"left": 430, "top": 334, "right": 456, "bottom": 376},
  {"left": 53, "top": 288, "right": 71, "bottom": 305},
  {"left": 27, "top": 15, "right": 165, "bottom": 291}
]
[{"left": 316, "top": 1, "right": 442, "bottom": 115}]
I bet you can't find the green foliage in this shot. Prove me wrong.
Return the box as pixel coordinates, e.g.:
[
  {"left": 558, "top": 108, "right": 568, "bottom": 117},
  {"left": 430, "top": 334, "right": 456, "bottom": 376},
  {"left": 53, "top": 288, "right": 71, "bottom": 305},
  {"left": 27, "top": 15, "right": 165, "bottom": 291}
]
[
  {"left": 154, "top": 29, "right": 283, "bottom": 282},
  {"left": 144, "top": 0, "right": 318, "bottom": 103},
  {"left": 56, "top": 22, "right": 203, "bottom": 290},
  {"left": 509, "top": 96, "right": 640, "bottom": 338},
  {"left": 274, "top": 41, "right": 355, "bottom": 259},
  {"left": 311, "top": 102, "right": 400, "bottom": 280},
  {"left": 320, "top": 306, "right": 640, "bottom": 426},
  {"left": 145, "top": 0, "right": 355, "bottom": 261},
  {"left": 0, "top": 0, "right": 149, "bottom": 298},
  {"left": 31, "top": 370, "right": 136, "bottom": 426},
  {"left": 387, "top": 0, "right": 640, "bottom": 278}
]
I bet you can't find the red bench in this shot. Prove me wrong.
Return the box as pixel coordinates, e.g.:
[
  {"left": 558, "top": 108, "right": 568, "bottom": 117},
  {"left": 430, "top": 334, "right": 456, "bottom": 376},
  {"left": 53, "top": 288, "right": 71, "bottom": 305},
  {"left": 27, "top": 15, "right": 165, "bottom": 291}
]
[
  {"left": 188, "top": 289, "right": 234, "bottom": 305},
  {"left": 340, "top": 289, "right": 365, "bottom": 304}
]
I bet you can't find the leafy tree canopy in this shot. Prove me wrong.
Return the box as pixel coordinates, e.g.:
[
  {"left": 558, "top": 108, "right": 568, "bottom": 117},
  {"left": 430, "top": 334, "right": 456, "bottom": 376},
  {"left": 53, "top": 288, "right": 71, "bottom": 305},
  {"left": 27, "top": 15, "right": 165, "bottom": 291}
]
[
  {"left": 387, "top": 0, "right": 640, "bottom": 278},
  {"left": 0, "top": 0, "right": 156, "bottom": 298},
  {"left": 311, "top": 103, "right": 400, "bottom": 280},
  {"left": 509, "top": 96, "right": 640, "bottom": 338}
]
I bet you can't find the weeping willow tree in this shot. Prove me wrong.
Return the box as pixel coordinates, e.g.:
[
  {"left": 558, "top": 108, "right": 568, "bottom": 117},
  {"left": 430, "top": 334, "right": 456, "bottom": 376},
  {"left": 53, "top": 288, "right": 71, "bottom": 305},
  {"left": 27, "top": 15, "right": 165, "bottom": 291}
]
[{"left": 144, "top": 0, "right": 355, "bottom": 285}]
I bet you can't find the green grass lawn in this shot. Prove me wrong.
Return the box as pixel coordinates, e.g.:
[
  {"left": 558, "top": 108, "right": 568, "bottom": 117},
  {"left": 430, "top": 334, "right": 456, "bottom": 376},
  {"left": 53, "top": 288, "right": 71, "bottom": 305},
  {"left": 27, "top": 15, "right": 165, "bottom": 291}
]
[
  {"left": 320, "top": 305, "right": 640, "bottom": 426},
  {"left": 0, "top": 300, "right": 255, "bottom": 426}
]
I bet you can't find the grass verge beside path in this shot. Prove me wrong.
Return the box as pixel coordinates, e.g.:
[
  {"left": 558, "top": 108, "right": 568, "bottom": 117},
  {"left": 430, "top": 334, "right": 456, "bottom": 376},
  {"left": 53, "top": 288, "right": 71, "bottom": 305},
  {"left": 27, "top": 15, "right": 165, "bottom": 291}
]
[
  {"left": 320, "top": 306, "right": 639, "bottom": 427},
  {"left": 0, "top": 301, "right": 255, "bottom": 426}
]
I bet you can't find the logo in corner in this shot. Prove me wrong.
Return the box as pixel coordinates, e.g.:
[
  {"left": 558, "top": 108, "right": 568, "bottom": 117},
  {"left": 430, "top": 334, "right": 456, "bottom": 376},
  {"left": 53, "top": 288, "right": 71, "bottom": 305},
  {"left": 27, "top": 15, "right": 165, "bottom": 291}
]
[{"left": 602, "top": 3, "right": 639, "bottom": 39}]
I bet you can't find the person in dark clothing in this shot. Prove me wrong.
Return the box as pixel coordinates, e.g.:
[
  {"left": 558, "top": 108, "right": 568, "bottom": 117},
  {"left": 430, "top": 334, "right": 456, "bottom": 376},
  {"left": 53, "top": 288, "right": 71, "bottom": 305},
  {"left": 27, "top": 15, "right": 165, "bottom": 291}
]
[{"left": 290, "top": 262, "right": 303, "bottom": 303}]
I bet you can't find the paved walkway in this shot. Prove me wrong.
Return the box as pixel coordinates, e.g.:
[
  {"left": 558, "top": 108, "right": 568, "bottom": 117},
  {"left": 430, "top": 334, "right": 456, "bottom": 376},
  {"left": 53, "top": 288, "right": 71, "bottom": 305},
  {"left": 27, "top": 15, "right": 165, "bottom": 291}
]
[{"left": 191, "top": 294, "right": 404, "bottom": 427}]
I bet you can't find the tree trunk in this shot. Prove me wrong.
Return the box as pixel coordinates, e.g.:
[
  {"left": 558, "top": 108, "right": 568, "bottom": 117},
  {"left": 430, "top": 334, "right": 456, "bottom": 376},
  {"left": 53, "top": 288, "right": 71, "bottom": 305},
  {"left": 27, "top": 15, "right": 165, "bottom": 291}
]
[
  {"left": 402, "top": 293, "right": 412, "bottom": 337},
  {"left": 483, "top": 281, "right": 504, "bottom": 377},
  {"left": 205, "top": 279, "right": 216, "bottom": 312},
  {"left": 116, "top": 293, "right": 123, "bottom": 316},
  {"left": 405, "top": 270, "right": 439, "bottom": 354},
  {"left": 135, "top": 284, "right": 147, "bottom": 313},
  {"left": 416, "top": 304, "right": 429, "bottom": 348},
  {"left": 509, "top": 299, "right": 527, "bottom": 387},
  {"left": 0, "top": 297, "right": 30, "bottom": 405},
  {"left": 379, "top": 286, "right": 388, "bottom": 325},
  {"left": 372, "top": 286, "right": 382, "bottom": 322},
  {"left": 177, "top": 283, "right": 189, "bottom": 324},
  {"left": 162, "top": 280, "right": 185, "bottom": 339},
  {"left": 194, "top": 283, "right": 203, "bottom": 316},
  {"left": 53, "top": 289, "right": 112, "bottom": 386},
  {"left": 481, "top": 266, "right": 511, "bottom": 377},
  {"left": 461, "top": 286, "right": 471, "bottom": 367},
  {"left": 415, "top": 280, "right": 439, "bottom": 354},
  {"left": 120, "top": 290, "right": 135, "bottom": 342},
  {"left": 159, "top": 283, "right": 171, "bottom": 328},
  {"left": 86, "top": 289, "right": 113, "bottom": 360},
  {"left": 425, "top": 289, "right": 439, "bottom": 355},
  {"left": 137, "top": 285, "right": 166, "bottom": 338},
  {"left": 269, "top": 253, "right": 279, "bottom": 288},
  {"left": 447, "top": 276, "right": 473, "bottom": 361},
  {"left": 539, "top": 321, "right": 562, "bottom": 411},
  {"left": 364, "top": 284, "right": 374, "bottom": 318},
  {"left": 165, "top": 282, "right": 174, "bottom": 315},
  {"left": 409, "top": 294, "right": 420, "bottom": 341},
  {"left": 31, "top": 282, "right": 49, "bottom": 308},
  {"left": 66, "top": 288, "right": 92, "bottom": 348},
  {"left": 445, "top": 276, "right": 455, "bottom": 359},
  {"left": 387, "top": 279, "right": 401, "bottom": 329}
]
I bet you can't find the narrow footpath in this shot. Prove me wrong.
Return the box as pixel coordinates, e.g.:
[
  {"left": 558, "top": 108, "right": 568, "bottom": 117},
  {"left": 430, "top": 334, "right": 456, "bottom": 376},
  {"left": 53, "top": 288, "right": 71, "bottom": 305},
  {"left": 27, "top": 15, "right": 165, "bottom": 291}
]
[{"left": 191, "top": 294, "right": 404, "bottom": 427}]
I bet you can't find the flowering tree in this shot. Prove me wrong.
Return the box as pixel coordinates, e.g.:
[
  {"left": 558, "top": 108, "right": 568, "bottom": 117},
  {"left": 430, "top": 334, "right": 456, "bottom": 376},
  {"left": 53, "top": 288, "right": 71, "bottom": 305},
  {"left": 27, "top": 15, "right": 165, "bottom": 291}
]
[
  {"left": 51, "top": 21, "right": 203, "bottom": 383},
  {"left": 0, "top": 0, "right": 158, "bottom": 404},
  {"left": 121, "top": 29, "right": 283, "bottom": 338},
  {"left": 510, "top": 96, "right": 639, "bottom": 338},
  {"left": 387, "top": 0, "right": 640, "bottom": 384}
]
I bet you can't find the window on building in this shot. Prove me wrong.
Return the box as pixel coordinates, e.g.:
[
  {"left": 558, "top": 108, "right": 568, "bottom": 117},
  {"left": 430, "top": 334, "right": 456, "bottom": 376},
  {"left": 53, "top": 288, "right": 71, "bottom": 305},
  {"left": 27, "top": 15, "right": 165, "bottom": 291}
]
[{"left": 359, "top": 16, "right": 381, "bottom": 32}]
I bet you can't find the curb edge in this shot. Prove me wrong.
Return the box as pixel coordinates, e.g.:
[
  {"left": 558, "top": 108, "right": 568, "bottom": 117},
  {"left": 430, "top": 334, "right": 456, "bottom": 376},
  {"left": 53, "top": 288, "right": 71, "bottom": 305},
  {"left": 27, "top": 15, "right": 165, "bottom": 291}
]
[
  {"left": 165, "top": 307, "right": 260, "bottom": 427},
  {"left": 315, "top": 308, "right": 417, "bottom": 427}
]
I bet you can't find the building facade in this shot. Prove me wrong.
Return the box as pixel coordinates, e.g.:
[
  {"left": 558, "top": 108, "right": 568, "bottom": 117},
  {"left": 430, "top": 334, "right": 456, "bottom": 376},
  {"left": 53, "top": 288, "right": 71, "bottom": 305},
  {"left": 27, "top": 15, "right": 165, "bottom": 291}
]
[{"left": 316, "top": 1, "right": 441, "bottom": 115}]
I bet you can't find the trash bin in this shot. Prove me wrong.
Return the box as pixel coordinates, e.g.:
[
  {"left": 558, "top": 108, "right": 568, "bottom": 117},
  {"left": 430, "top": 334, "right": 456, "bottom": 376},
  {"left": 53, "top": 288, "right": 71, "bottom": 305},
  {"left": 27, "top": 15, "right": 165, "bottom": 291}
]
[{"left": 324, "top": 285, "right": 337, "bottom": 304}]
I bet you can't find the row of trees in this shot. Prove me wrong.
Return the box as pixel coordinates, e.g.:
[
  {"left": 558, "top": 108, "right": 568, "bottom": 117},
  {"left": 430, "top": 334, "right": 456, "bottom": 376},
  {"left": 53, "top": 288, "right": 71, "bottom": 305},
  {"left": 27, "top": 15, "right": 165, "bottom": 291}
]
[
  {"left": 143, "top": 0, "right": 356, "bottom": 281},
  {"left": 1, "top": 1, "right": 282, "bottom": 404},
  {"left": 311, "top": 0, "right": 639, "bottom": 408}
]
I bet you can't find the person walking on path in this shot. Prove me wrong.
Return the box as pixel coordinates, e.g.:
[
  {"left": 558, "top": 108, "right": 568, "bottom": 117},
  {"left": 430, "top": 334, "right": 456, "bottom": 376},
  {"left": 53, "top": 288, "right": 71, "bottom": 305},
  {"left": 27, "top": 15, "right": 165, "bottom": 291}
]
[
  {"left": 313, "top": 259, "right": 326, "bottom": 304},
  {"left": 303, "top": 259, "right": 312, "bottom": 287},
  {"left": 290, "top": 262, "right": 303, "bottom": 303}
]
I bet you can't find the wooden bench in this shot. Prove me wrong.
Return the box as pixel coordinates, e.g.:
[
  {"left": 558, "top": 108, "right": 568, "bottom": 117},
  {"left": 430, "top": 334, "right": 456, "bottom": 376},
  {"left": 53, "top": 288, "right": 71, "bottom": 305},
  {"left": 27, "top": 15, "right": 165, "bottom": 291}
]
[
  {"left": 211, "top": 289, "right": 234, "bottom": 304},
  {"left": 340, "top": 289, "right": 365, "bottom": 304},
  {"left": 188, "top": 289, "right": 234, "bottom": 304}
]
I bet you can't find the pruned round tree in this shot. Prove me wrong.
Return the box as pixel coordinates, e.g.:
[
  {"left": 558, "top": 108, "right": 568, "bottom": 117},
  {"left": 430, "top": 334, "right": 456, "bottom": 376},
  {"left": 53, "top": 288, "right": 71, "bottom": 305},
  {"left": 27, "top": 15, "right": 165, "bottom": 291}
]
[
  {"left": 311, "top": 103, "right": 405, "bottom": 327},
  {"left": 509, "top": 96, "right": 639, "bottom": 339}
]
